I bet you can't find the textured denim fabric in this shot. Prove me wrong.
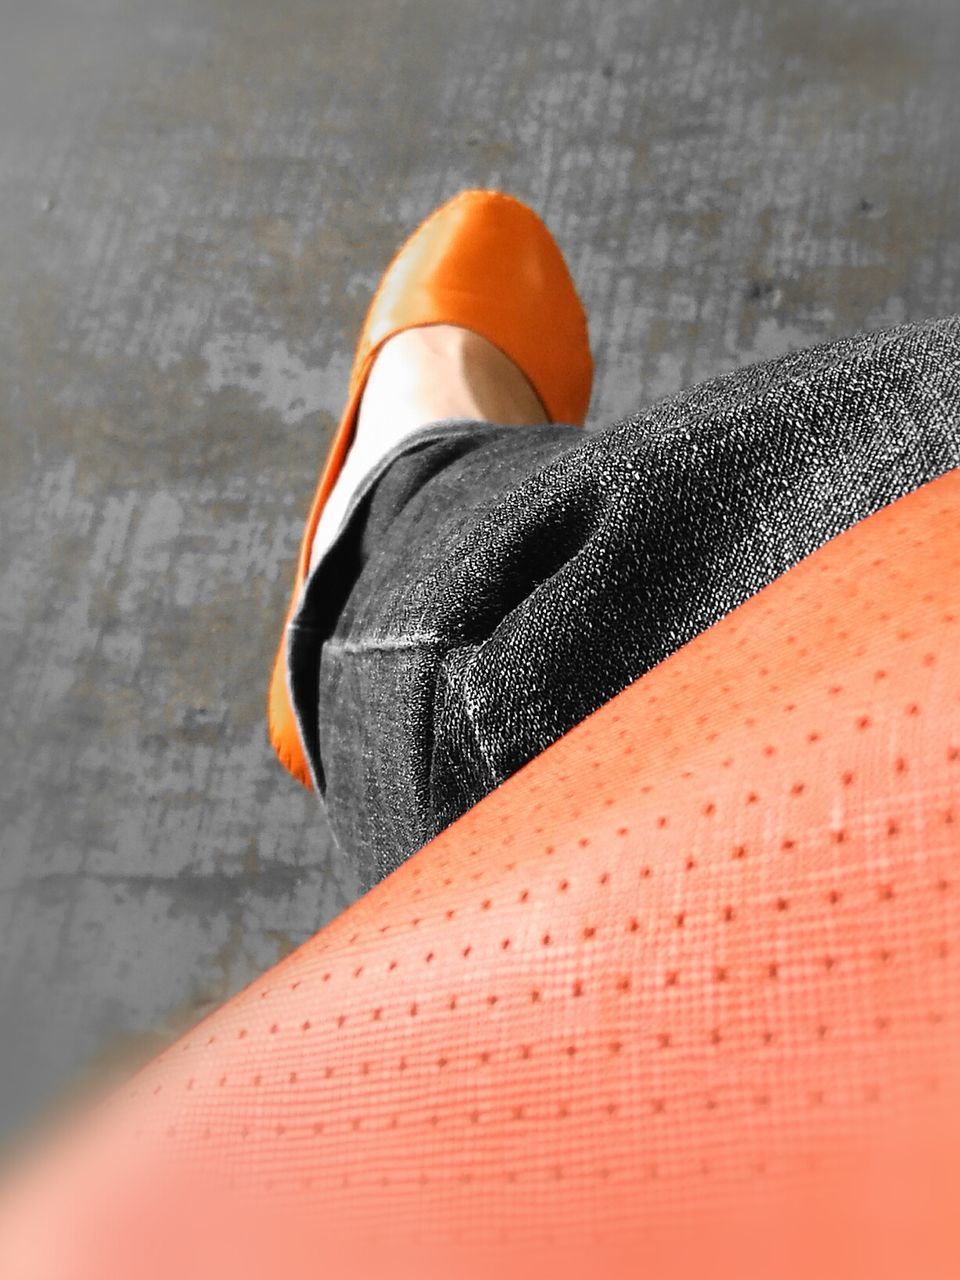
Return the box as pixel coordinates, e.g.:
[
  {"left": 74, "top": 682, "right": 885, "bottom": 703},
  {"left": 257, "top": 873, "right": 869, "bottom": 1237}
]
[{"left": 287, "top": 315, "right": 960, "bottom": 894}]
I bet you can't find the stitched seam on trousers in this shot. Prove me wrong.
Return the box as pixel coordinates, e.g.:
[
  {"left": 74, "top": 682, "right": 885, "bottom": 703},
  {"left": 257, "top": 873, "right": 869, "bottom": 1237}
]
[
  {"left": 438, "top": 650, "right": 501, "bottom": 788},
  {"left": 321, "top": 634, "right": 445, "bottom": 655}
]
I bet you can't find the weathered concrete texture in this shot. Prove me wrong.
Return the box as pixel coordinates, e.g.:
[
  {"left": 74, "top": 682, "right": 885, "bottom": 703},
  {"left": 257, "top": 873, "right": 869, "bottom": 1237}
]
[{"left": 1, "top": 0, "right": 958, "bottom": 1136}]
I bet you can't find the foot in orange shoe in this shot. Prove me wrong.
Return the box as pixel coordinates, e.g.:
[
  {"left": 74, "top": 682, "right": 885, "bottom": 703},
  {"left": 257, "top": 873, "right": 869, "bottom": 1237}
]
[
  {"left": 308, "top": 322, "right": 549, "bottom": 573},
  {"left": 269, "top": 188, "right": 593, "bottom": 789}
]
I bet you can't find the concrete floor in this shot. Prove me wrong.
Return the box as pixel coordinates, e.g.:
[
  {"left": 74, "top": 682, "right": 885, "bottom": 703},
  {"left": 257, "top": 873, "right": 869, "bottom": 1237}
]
[{"left": 1, "top": 0, "right": 958, "bottom": 1138}]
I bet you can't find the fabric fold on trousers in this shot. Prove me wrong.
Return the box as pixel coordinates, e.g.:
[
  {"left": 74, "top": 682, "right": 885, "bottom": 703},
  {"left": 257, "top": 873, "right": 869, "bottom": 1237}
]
[{"left": 287, "top": 315, "right": 960, "bottom": 894}]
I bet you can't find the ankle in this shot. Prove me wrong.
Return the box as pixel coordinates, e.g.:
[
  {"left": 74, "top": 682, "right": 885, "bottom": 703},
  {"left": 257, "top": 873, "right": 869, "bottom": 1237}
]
[{"left": 355, "top": 324, "right": 548, "bottom": 446}]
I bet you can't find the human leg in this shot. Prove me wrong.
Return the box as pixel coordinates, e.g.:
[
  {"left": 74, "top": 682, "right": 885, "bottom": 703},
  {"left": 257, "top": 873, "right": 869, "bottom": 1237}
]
[{"left": 291, "top": 315, "right": 960, "bottom": 891}]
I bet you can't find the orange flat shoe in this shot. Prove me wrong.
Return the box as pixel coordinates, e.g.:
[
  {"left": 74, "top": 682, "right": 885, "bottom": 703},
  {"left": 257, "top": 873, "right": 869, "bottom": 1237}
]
[{"left": 267, "top": 188, "right": 594, "bottom": 789}]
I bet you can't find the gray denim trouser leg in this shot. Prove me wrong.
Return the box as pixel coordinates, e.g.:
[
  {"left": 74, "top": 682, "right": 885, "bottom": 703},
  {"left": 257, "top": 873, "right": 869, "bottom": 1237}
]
[{"left": 288, "top": 316, "right": 960, "bottom": 895}]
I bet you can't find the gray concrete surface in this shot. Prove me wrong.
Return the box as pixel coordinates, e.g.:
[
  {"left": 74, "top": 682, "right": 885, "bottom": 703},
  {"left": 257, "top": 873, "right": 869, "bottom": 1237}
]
[{"left": 1, "top": 0, "right": 958, "bottom": 1138}]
